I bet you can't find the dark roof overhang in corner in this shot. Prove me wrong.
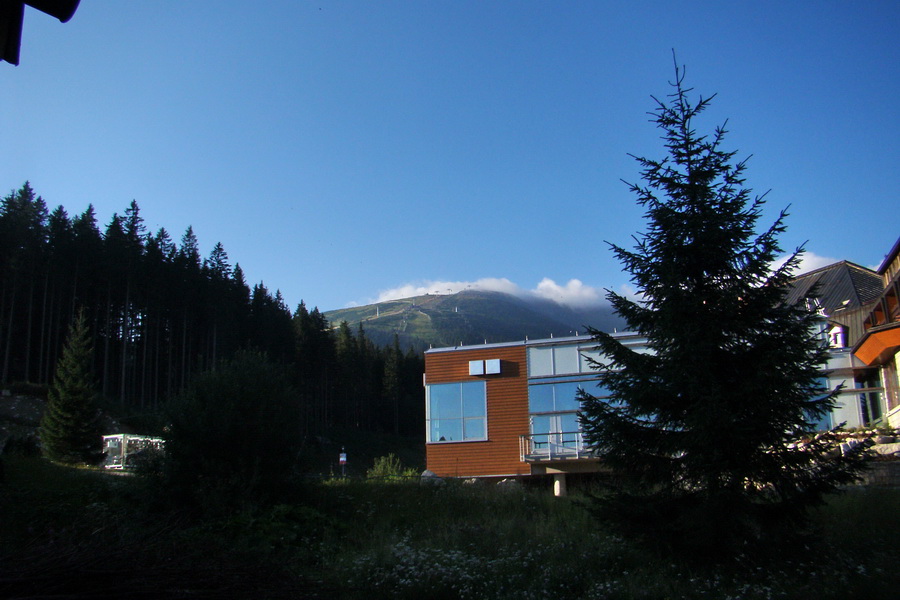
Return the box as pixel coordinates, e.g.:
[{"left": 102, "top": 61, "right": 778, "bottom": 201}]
[
  {"left": 876, "top": 236, "right": 900, "bottom": 276},
  {"left": 854, "top": 322, "right": 900, "bottom": 366}
]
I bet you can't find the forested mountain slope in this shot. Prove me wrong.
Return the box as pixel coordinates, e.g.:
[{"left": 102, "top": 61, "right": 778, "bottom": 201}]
[{"left": 325, "top": 290, "right": 624, "bottom": 351}]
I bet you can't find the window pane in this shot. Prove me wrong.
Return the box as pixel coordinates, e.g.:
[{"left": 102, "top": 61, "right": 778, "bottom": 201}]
[
  {"left": 461, "top": 381, "right": 485, "bottom": 418},
  {"left": 531, "top": 414, "right": 552, "bottom": 435},
  {"left": 861, "top": 391, "right": 882, "bottom": 424},
  {"left": 553, "top": 346, "right": 580, "bottom": 375},
  {"left": 579, "top": 348, "right": 604, "bottom": 372},
  {"left": 581, "top": 381, "right": 612, "bottom": 398},
  {"left": 432, "top": 418, "right": 462, "bottom": 442},
  {"left": 429, "top": 384, "right": 460, "bottom": 420},
  {"left": 529, "top": 384, "right": 554, "bottom": 413},
  {"left": 554, "top": 382, "right": 583, "bottom": 411},
  {"left": 463, "top": 417, "right": 485, "bottom": 440},
  {"left": 529, "top": 347, "right": 554, "bottom": 376},
  {"left": 559, "top": 412, "right": 580, "bottom": 433}
]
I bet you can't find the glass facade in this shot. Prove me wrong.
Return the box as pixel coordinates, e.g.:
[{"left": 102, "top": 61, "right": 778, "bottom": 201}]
[
  {"left": 528, "top": 380, "right": 592, "bottom": 413},
  {"left": 527, "top": 344, "right": 612, "bottom": 442},
  {"left": 527, "top": 343, "right": 605, "bottom": 377},
  {"left": 426, "top": 381, "right": 487, "bottom": 443}
]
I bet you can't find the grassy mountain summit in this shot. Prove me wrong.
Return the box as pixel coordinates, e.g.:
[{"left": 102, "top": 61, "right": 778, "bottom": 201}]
[{"left": 324, "top": 290, "right": 624, "bottom": 351}]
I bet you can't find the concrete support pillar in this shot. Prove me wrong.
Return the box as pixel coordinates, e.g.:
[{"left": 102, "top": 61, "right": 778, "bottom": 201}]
[{"left": 553, "top": 473, "right": 567, "bottom": 497}]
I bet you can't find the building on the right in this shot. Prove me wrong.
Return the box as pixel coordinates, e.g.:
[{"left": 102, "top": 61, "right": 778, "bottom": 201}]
[
  {"left": 853, "top": 236, "right": 900, "bottom": 427},
  {"left": 785, "top": 258, "right": 882, "bottom": 429}
]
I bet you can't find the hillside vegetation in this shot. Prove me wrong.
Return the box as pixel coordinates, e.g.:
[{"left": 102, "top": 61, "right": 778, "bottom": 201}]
[
  {"left": 0, "top": 184, "right": 426, "bottom": 444},
  {"left": 325, "top": 290, "right": 624, "bottom": 351}
]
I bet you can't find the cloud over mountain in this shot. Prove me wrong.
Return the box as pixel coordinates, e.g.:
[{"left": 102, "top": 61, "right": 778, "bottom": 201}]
[
  {"left": 365, "top": 251, "right": 845, "bottom": 310},
  {"left": 374, "top": 277, "right": 607, "bottom": 309}
]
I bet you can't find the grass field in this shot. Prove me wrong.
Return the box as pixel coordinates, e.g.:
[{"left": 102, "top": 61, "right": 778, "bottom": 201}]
[{"left": 2, "top": 456, "right": 899, "bottom": 599}]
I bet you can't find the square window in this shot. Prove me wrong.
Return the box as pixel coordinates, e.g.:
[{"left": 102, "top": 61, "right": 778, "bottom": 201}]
[{"left": 427, "top": 381, "right": 487, "bottom": 443}]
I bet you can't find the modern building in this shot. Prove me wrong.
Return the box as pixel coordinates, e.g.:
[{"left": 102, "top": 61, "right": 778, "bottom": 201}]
[
  {"left": 853, "top": 236, "right": 900, "bottom": 427},
  {"left": 424, "top": 332, "right": 645, "bottom": 492},
  {"left": 423, "top": 254, "right": 893, "bottom": 489}
]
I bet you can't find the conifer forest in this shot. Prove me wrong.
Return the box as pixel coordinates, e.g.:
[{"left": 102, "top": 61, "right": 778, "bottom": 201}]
[{"left": 0, "top": 182, "right": 424, "bottom": 438}]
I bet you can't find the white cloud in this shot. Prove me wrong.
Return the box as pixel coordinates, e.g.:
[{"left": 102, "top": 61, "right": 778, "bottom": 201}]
[
  {"left": 367, "top": 253, "right": 843, "bottom": 310},
  {"left": 771, "top": 251, "right": 839, "bottom": 275},
  {"left": 375, "top": 278, "right": 520, "bottom": 303},
  {"left": 373, "top": 277, "right": 608, "bottom": 309},
  {"left": 614, "top": 283, "right": 642, "bottom": 301},
  {"left": 532, "top": 278, "right": 604, "bottom": 308}
]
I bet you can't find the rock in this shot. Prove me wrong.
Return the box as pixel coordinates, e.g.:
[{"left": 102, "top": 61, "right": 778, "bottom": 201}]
[
  {"left": 871, "top": 442, "right": 900, "bottom": 456},
  {"left": 840, "top": 440, "right": 861, "bottom": 455},
  {"left": 420, "top": 469, "right": 444, "bottom": 485},
  {"left": 874, "top": 435, "right": 896, "bottom": 445}
]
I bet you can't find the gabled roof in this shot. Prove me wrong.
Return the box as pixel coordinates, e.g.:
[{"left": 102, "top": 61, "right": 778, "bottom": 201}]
[{"left": 785, "top": 261, "right": 882, "bottom": 316}]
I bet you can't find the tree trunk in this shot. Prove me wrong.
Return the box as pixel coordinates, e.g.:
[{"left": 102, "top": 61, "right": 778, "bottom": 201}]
[{"left": 1, "top": 276, "right": 17, "bottom": 384}]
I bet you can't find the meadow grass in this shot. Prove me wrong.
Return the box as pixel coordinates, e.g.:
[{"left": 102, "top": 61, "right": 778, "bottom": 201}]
[
  {"left": 310, "top": 478, "right": 900, "bottom": 600},
  {"left": 2, "top": 457, "right": 899, "bottom": 599}
]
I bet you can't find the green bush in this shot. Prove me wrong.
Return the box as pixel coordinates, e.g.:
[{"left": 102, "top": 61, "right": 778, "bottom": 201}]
[
  {"left": 162, "top": 351, "right": 304, "bottom": 510},
  {"left": 1, "top": 434, "right": 40, "bottom": 457},
  {"left": 366, "top": 453, "right": 418, "bottom": 482}
]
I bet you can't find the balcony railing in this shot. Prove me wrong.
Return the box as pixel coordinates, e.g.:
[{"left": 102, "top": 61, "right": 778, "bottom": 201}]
[{"left": 519, "top": 431, "right": 593, "bottom": 462}]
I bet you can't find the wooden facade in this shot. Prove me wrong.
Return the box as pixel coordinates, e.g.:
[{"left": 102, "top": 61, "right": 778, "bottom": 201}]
[
  {"left": 854, "top": 236, "right": 900, "bottom": 422},
  {"left": 425, "top": 343, "right": 531, "bottom": 477}
]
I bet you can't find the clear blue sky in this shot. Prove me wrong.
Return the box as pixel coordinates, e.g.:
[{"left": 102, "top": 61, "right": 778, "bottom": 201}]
[{"left": 2, "top": 1, "right": 897, "bottom": 312}]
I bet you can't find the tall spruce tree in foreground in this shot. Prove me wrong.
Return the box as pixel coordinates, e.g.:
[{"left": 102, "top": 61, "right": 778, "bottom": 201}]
[
  {"left": 39, "top": 309, "right": 104, "bottom": 465},
  {"left": 578, "top": 64, "right": 865, "bottom": 556}
]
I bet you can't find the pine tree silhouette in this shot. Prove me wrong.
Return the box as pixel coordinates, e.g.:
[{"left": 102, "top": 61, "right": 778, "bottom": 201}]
[{"left": 39, "top": 309, "right": 104, "bottom": 465}]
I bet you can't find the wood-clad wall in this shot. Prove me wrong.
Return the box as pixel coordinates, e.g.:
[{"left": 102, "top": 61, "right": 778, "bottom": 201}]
[{"left": 425, "top": 344, "right": 530, "bottom": 477}]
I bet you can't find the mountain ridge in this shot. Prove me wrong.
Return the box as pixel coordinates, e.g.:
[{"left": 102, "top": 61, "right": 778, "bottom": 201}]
[{"left": 323, "top": 290, "right": 624, "bottom": 351}]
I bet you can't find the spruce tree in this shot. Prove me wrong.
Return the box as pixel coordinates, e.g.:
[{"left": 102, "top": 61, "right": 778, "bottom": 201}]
[
  {"left": 39, "top": 309, "right": 104, "bottom": 465},
  {"left": 578, "top": 63, "right": 865, "bottom": 556}
]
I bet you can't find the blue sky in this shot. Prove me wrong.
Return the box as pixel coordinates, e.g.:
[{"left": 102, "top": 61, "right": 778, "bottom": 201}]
[{"left": 2, "top": 1, "right": 897, "bottom": 312}]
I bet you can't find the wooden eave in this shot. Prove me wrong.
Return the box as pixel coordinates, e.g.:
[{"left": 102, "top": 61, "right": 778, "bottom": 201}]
[{"left": 854, "top": 321, "right": 900, "bottom": 366}]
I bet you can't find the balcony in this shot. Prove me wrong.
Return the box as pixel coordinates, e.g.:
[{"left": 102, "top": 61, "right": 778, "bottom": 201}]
[
  {"left": 855, "top": 269, "right": 900, "bottom": 367},
  {"left": 519, "top": 431, "right": 593, "bottom": 462}
]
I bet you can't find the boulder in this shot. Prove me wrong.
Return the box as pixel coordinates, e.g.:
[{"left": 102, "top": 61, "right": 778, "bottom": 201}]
[
  {"left": 420, "top": 469, "right": 444, "bottom": 485},
  {"left": 871, "top": 442, "right": 900, "bottom": 456}
]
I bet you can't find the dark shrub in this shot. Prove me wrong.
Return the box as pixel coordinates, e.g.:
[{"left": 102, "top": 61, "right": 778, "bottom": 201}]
[
  {"left": 163, "top": 351, "right": 304, "bottom": 510},
  {"left": 9, "top": 382, "right": 49, "bottom": 398}
]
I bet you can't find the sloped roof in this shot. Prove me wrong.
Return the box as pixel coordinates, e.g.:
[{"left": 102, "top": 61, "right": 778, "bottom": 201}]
[
  {"left": 876, "top": 236, "right": 900, "bottom": 275},
  {"left": 785, "top": 261, "right": 882, "bottom": 315}
]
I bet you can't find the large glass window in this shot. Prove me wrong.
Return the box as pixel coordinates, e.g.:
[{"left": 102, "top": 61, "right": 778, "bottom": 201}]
[
  {"left": 527, "top": 344, "right": 610, "bottom": 377},
  {"left": 528, "top": 379, "right": 609, "bottom": 414},
  {"left": 527, "top": 378, "right": 595, "bottom": 458},
  {"left": 427, "top": 381, "right": 487, "bottom": 443}
]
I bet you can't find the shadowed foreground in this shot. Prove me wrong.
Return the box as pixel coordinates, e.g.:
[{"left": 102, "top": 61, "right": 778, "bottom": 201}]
[{"left": 2, "top": 457, "right": 898, "bottom": 599}]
